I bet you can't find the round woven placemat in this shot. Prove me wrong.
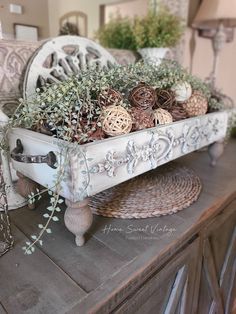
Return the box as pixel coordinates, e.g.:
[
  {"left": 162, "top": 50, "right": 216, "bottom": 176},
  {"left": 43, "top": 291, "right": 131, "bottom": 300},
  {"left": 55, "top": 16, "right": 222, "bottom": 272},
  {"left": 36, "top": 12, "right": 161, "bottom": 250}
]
[{"left": 90, "top": 163, "right": 202, "bottom": 219}]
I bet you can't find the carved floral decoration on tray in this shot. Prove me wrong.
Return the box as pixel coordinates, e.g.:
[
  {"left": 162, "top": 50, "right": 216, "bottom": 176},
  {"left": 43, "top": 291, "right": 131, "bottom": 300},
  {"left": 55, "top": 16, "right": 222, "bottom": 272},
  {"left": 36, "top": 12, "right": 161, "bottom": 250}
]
[
  {"left": 90, "top": 129, "right": 175, "bottom": 177},
  {"left": 89, "top": 114, "right": 224, "bottom": 178},
  {"left": 3, "top": 60, "right": 232, "bottom": 255}
]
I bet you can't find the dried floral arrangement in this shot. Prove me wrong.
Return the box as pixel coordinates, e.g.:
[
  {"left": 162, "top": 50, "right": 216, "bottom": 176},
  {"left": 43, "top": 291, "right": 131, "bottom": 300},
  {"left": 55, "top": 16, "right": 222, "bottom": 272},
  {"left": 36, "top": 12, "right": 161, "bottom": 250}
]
[
  {"left": 3, "top": 60, "right": 233, "bottom": 254},
  {"left": 10, "top": 60, "right": 223, "bottom": 144}
]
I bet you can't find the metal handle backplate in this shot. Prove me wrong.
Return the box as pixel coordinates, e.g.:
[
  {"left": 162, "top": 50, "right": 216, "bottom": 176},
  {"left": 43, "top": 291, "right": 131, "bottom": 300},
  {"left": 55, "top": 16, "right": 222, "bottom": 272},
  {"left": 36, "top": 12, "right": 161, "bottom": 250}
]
[{"left": 11, "top": 139, "right": 57, "bottom": 169}]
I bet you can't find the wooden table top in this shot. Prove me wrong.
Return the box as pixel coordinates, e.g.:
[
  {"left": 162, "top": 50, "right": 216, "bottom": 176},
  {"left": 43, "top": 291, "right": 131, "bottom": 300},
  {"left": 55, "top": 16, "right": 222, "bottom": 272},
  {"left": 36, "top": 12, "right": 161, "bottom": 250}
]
[{"left": 0, "top": 140, "right": 235, "bottom": 314}]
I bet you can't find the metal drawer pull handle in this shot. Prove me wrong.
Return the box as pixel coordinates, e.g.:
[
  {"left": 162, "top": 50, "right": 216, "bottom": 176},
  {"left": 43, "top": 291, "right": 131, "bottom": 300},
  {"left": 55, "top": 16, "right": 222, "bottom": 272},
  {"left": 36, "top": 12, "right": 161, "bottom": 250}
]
[{"left": 11, "top": 139, "right": 58, "bottom": 169}]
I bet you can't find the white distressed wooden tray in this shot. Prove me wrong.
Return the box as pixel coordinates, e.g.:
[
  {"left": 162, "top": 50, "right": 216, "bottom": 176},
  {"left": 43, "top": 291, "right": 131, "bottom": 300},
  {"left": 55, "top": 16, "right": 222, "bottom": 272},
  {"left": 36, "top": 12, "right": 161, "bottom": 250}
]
[{"left": 8, "top": 111, "right": 228, "bottom": 246}]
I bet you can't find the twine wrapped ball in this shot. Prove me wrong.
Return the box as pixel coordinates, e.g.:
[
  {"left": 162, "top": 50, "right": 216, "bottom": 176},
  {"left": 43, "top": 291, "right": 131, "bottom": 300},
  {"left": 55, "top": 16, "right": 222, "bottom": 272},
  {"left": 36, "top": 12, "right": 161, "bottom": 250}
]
[
  {"left": 182, "top": 91, "right": 208, "bottom": 117},
  {"left": 153, "top": 108, "right": 173, "bottom": 126},
  {"left": 131, "top": 108, "right": 154, "bottom": 131},
  {"left": 101, "top": 105, "right": 132, "bottom": 137},
  {"left": 171, "top": 81, "right": 192, "bottom": 103},
  {"left": 155, "top": 89, "right": 176, "bottom": 110},
  {"left": 98, "top": 88, "right": 123, "bottom": 107},
  {"left": 169, "top": 104, "right": 188, "bottom": 122},
  {"left": 129, "top": 82, "right": 156, "bottom": 110}
]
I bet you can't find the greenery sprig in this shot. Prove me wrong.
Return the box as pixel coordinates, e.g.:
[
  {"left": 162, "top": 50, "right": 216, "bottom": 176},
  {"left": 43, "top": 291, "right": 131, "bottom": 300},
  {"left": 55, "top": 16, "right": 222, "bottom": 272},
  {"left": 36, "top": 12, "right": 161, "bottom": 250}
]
[
  {"left": 96, "top": 15, "right": 137, "bottom": 50},
  {"left": 4, "top": 60, "right": 231, "bottom": 254},
  {"left": 10, "top": 60, "right": 216, "bottom": 144},
  {"left": 22, "top": 148, "right": 67, "bottom": 255},
  {"left": 96, "top": 7, "right": 183, "bottom": 50},
  {"left": 133, "top": 9, "right": 184, "bottom": 48}
]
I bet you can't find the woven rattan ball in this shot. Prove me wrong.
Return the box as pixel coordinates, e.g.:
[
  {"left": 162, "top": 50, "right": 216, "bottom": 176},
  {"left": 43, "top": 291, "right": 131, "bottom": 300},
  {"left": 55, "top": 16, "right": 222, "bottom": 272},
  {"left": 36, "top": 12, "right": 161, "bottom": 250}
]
[
  {"left": 153, "top": 108, "right": 173, "bottom": 126},
  {"left": 171, "top": 81, "right": 192, "bottom": 103},
  {"left": 131, "top": 108, "right": 154, "bottom": 131},
  {"left": 155, "top": 89, "right": 176, "bottom": 110},
  {"left": 98, "top": 88, "right": 123, "bottom": 107},
  {"left": 101, "top": 105, "right": 132, "bottom": 136},
  {"left": 129, "top": 83, "right": 156, "bottom": 110},
  {"left": 182, "top": 91, "right": 208, "bottom": 117},
  {"left": 169, "top": 104, "right": 188, "bottom": 122}
]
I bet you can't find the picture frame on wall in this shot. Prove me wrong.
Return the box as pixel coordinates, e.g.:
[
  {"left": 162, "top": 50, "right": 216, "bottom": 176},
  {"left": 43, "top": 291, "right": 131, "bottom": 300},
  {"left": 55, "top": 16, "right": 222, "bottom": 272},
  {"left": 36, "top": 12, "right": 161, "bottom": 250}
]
[{"left": 14, "top": 23, "right": 38, "bottom": 41}]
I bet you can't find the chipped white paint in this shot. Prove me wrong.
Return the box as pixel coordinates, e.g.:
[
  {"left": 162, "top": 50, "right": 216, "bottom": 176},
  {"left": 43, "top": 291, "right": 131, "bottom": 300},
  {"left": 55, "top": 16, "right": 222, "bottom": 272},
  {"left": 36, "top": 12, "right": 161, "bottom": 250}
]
[
  {"left": 9, "top": 111, "right": 228, "bottom": 202},
  {"left": 23, "top": 35, "right": 117, "bottom": 100},
  {"left": 8, "top": 111, "right": 228, "bottom": 245}
]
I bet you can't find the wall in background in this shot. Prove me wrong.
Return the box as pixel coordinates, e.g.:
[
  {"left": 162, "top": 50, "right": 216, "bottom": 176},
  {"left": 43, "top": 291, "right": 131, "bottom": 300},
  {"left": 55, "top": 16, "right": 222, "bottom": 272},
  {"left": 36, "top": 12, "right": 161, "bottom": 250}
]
[
  {"left": 1, "top": 0, "right": 234, "bottom": 103},
  {"left": 183, "top": 29, "right": 236, "bottom": 104},
  {"left": 102, "top": 0, "right": 236, "bottom": 103},
  {"left": 0, "top": 0, "right": 50, "bottom": 40},
  {"left": 105, "top": 0, "right": 147, "bottom": 23},
  {"left": 47, "top": 0, "right": 148, "bottom": 39}
]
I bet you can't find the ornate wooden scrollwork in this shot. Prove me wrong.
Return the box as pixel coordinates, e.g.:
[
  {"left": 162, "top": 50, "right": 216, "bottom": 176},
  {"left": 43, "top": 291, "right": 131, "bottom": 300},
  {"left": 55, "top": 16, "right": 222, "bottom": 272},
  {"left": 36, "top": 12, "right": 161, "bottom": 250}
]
[{"left": 23, "top": 36, "right": 117, "bottom": 99}]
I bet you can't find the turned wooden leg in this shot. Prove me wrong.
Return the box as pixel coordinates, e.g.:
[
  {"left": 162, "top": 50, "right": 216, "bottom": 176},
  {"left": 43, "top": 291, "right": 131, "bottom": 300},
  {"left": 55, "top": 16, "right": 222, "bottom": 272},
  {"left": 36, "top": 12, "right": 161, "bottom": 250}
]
[
  {"left": 208, "top": 140, "right": 225, "bottom": 167},
  {"left": 16, "top": 172, "right": 40, "bottom": 209},
  {"left": 64, "top": 198, "right": 93, "bottom": 246}
]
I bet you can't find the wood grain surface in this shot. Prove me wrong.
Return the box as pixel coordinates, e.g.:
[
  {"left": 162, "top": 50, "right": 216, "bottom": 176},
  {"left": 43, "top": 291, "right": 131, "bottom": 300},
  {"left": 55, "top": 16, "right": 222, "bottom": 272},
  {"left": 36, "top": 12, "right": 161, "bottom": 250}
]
[{"left": 0, "top": 140, "right": 235, "bottom": 313}]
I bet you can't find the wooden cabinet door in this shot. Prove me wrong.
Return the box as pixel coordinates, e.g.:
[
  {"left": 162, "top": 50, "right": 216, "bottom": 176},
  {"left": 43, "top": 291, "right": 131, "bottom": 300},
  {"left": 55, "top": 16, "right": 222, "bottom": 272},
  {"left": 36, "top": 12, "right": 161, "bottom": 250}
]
[
  {"left": 115, "top": 238, "right": 200, "bottom": 314},
  {"left": 197, "top": 200, "right": 236, "bottom": 314}
]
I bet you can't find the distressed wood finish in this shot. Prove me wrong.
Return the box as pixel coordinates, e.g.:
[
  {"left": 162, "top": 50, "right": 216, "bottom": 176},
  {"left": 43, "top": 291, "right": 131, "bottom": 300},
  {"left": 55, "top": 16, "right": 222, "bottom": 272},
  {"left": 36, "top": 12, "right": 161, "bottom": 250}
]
[
  {"left": 64, "top": 198, "right": 93, "bottom": 246},
  {"left": 0, "top": 226, "right": 86, "bottom": 313},
  {"left": 208, "top": 139, "right": 225, "bottom": 166},
  {"left": 202, "top": 239, "right": 225, "bottom": 313},
  {"left": 115, "top": 239, "right": 199, "bottom": 314},
  {"left": 198, "top": 200, "right": 236, "bottom": 314},
  {"left": 9, "top": 112, "right": 228, "bottom": 202},
  {"left": 23, "top": 36, "right": 117, "bottom": 100},
  {"left": 16, "top": 172, "right": 40, "bottom": 209},
  {"left": 9, "top": 111, "right": 228, "bottom": 245},
  {"left": 1, "top": 140, "right": 235, "bottom": 313},
  {"left": 0, "top": 303, "right": 6, "bottom": 314}
]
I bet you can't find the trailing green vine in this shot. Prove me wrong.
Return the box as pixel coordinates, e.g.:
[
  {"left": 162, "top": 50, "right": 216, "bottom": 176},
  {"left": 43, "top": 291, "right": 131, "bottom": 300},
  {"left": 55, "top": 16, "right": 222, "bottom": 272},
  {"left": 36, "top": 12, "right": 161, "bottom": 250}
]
[
  {"left": 10, "top": 60, "right": 221, "bottom": 143},
  {"left": 22, "top": 149, "right": 67, "bottom": 255},
  {"left": 3, "top": 60, "right": 234, "bottom": 254}
]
